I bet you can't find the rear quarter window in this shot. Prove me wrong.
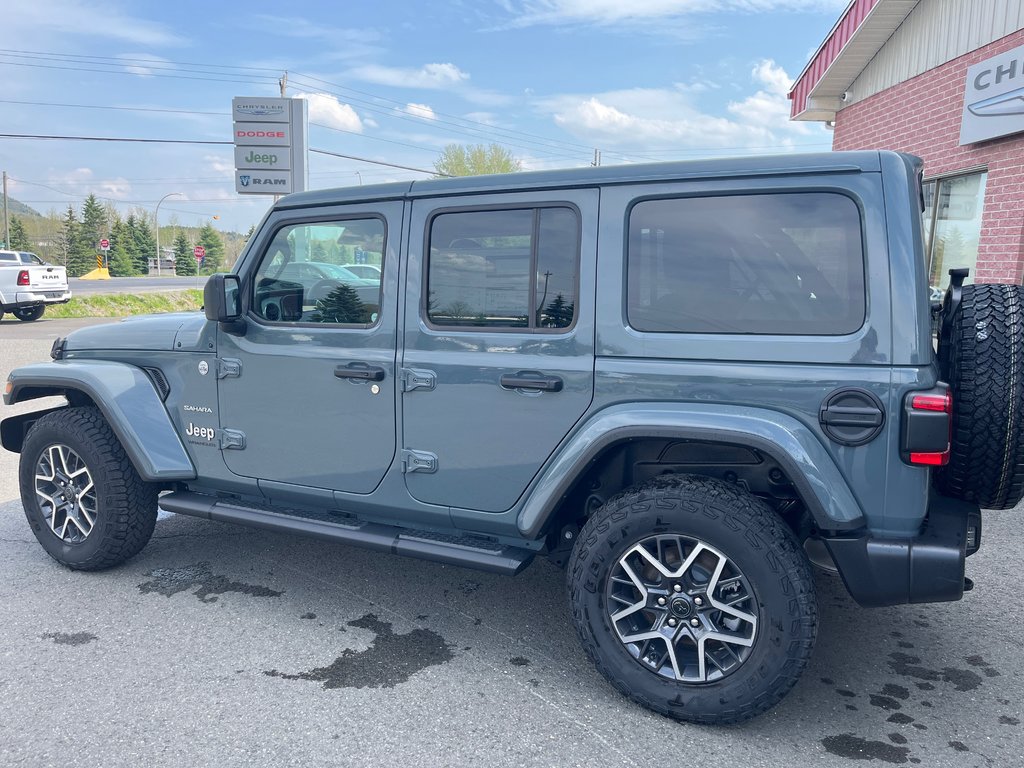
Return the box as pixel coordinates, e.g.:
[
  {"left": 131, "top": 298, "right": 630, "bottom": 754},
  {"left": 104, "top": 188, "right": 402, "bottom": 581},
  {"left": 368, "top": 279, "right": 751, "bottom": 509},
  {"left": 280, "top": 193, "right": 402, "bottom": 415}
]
[{"left": 627, "top": 192, "right": 865, "bottom": 335}]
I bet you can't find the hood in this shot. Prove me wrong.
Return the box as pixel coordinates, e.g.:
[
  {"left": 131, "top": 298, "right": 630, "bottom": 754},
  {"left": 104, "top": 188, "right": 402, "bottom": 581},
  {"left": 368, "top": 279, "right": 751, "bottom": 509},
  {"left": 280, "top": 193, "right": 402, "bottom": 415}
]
[{"left": 64, "top": 312, "right": 213, "bottom": 353}]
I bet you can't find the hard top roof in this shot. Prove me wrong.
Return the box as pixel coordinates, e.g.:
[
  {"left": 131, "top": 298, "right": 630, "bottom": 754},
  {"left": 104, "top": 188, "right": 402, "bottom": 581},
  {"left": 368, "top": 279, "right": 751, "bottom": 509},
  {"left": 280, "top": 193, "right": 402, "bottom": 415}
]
[{"left": 275, "top": 151, "right": 887, "bottom": 210}]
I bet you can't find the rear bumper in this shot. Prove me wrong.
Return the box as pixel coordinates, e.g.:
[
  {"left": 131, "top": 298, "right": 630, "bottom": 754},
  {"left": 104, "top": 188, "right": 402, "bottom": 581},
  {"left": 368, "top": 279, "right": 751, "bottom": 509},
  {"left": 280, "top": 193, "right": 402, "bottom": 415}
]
[
  {"left": 2, "top": 290, "right": 72, "bottom": 311},
  {"left": 824, "top": 493, "right": 980, "bottom": 607}
]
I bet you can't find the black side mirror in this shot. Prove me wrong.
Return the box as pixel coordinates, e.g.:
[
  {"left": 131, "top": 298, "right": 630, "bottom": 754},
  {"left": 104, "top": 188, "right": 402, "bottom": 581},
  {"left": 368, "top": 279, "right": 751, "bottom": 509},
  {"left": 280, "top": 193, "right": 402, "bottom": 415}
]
[{"left": 204, "top": 274, "right": 242, "bottom": 323}]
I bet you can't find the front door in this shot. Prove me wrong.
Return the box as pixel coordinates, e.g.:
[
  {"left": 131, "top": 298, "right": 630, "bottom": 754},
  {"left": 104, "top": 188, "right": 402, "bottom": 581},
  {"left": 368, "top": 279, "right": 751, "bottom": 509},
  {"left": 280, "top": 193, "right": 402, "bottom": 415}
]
[
  {"left": 402, "top": 190, "right": 598, "bottom": 512},
  {"left": 217, "top": 202, "right": 401, "bottom": 495}
]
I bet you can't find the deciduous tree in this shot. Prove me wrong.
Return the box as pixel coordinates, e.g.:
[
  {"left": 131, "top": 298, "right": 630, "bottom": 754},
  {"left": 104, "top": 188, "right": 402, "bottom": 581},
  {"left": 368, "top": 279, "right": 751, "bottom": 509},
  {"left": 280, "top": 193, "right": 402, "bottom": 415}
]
[{"left": 434, "top": 143, "right": 522, "bottom": 178}]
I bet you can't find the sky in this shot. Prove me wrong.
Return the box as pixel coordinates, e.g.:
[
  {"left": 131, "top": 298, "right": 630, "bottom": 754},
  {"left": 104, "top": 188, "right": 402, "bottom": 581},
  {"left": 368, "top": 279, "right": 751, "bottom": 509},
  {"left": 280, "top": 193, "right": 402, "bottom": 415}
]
[{"left": 1, "top": 0, "right": 849, "bottom": 234}]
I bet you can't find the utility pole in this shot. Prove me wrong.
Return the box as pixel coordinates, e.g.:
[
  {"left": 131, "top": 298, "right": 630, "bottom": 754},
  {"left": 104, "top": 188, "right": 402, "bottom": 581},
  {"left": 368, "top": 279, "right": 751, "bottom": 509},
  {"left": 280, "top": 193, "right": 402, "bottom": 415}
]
[
  {"left": 2, "top": 171, "right": 9, "bottom": 249},
  {"left": 591, "top": 149, "right": 601, "bottom": 167},
  {"left": 279, "top": 71, "right": 288, "bottom": 97}
]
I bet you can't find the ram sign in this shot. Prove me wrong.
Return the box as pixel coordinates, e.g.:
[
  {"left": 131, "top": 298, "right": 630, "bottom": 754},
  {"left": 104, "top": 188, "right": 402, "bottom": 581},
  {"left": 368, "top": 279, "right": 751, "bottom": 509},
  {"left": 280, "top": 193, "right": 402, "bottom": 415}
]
[{"left": 232, "top": 97, "right": 308, "bottom": 195}]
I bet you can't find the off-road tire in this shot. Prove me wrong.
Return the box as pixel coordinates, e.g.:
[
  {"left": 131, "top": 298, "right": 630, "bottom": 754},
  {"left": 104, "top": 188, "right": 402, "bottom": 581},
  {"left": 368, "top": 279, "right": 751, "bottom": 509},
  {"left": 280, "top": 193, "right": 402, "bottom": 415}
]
[
  {"left": 936, "top": 283, "right": 1024, "bottom": 509},
  {"left": 19, "top": 407, "right": 158, "bottom": 570},
  {"left": 568, "top": 475, "right": 817, "bottom": 725},
  {"left": 13, "top": 305, "right": 45, "bottom": 321}
]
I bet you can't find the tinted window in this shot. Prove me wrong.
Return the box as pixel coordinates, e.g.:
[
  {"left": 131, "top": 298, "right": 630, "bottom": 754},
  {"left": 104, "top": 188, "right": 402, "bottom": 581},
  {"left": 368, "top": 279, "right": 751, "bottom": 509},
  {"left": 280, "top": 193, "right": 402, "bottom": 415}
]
[
  {"left": 627, "top": 193, "right": 865, "bottom": 335},
  {"left": 252, "top": 218, "right": 384, "bottom": 326},
  {"left": 427, "top": 207, "right": 579, "bottom": 330}
]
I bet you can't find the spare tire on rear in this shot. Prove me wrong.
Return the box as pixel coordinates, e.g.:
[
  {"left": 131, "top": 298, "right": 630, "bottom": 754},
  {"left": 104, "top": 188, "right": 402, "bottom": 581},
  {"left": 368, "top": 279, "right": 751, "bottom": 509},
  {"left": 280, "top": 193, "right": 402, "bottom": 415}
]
[{"left": 935, "top": 283, "right": 1024, "bottom": 509}]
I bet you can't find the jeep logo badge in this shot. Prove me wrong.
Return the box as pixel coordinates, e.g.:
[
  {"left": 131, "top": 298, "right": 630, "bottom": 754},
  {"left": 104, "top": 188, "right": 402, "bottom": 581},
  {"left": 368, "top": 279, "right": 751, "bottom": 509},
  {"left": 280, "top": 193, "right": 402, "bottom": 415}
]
[{"left": 198, "top": 361, "right": 209, "bottom": 376}]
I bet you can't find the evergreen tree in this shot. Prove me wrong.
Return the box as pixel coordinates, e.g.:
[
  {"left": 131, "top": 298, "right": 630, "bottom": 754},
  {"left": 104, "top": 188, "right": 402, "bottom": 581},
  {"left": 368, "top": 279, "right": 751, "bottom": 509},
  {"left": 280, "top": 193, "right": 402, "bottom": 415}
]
[
  {"left": 108, "top": 240, "right": 136, "bottom": 276},
  {"left": 312, "top": 284, "right": 368, "bottom": 324},
  {"left": 9, "top": 216, "right": 29, "bottom": 250},
  {"left": 173, "top": 231, "right": 196, "bottom": 276},
  {"left": 79, "top": 194, "right": 108, "bottom": 259},
  {"left": 198, "top": 222, "right": 225, "bottom": 273},
  {"left": 541, "top": 293, "right": 575, "bottom": 328},
  {"left": 107, "top": 217, "right": 136, "bottom": 275},
  {"left": 62, "top": 205, "right": 93, "bottom": 277},
  {"left": 129, "top": 215, "right": 156, "bottom": 274}
]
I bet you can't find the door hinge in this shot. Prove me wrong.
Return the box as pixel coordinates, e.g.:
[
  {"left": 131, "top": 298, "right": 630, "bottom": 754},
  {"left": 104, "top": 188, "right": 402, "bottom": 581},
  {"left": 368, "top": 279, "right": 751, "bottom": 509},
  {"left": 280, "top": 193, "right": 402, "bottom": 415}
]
[
  {"left": 217, "top": 358, "right": 242, "bottom": 379},
  {"left": 402, "top": 449, "right": 438, "bottom": 474},
  {"left": 219, "top": 428, "right": 246, "bottom": 450},
  {"left": 401, "top": 368, "right": 436, "bottom": 392}
]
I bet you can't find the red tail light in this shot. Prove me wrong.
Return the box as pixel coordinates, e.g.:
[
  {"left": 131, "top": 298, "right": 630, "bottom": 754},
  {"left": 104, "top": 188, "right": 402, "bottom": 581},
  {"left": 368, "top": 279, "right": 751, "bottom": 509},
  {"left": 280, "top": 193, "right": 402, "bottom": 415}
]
[
  {"left": 902, "top": 386, "right": 952, "bottom": 466},
  {"left": 17, "top": 270, "right": 30, "bottom": 286}
]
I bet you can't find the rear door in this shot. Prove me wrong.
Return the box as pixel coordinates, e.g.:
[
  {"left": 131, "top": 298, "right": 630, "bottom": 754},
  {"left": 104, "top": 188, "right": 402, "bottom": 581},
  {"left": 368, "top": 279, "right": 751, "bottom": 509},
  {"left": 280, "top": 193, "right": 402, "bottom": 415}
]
[{"left": 401, "top": 190, "right": 598, "bottom": 512}]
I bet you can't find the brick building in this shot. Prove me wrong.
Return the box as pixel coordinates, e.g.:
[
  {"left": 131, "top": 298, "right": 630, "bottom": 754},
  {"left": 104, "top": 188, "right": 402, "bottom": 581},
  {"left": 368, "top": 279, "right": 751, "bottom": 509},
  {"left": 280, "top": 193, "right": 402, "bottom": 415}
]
[{"left": 789, "top": 0, "right": 1024, "bottom": 289}]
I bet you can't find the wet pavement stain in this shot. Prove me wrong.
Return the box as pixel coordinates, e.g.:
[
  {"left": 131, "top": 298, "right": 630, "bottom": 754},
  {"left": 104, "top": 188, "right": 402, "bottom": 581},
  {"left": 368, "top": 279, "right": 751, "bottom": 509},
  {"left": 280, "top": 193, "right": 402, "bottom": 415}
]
[
  {"left": 821, "top": 734, "right": 910, "bottom": 764},
  {"left": 41, "top": 631, "right": 97, "bottom": 646},
  {"left": 887, "top": 652, "right": 983, "bottom": 692},
  {"left": 836, "top": 689, "right": 857, "bottom": 698},
  {"left": 887, "top": 713, "right": 914, "bottom": 725},
  {"left": 869, "top": 694, "right": 903, "bottom": 711},
  {"left": 881, "top": 684, "right": 910, "bottom": 700},
  {"left": 948, "top": 741, "right": 969, "bottom": 752},
  {"left": 509, "top": 656, "right": 530, "bottom": 666},
  {"left": 888, "top": 733, "right": 908, "bottom": 745},
  {"left": 999, "top": 715, "right": 1020, "bottom": 726},
  {"left": 264, "top": 613, "right": 453, "bottom": 690},
  {"left": 138, "top": 563, "right": 283, "bottom": 603},
  {"left": 300, "top": 613, "right": 316, "bottom": 620},
  {"left": 965, "top": 654, "right": 1002, "bottom": 678}
]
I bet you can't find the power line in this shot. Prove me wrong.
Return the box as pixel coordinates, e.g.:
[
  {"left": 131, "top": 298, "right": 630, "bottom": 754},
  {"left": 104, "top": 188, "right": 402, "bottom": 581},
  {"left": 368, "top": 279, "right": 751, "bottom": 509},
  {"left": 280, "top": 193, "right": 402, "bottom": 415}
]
[{"left": 0, "top": 133, "right": 440, "bottom": 175}]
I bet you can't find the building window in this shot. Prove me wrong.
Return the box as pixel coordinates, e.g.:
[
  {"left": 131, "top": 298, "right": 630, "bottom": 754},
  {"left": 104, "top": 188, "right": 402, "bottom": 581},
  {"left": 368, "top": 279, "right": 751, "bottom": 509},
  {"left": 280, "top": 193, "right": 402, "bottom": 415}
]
[{"left": 922, "top": 171, "right": 987, "bottom": 298}]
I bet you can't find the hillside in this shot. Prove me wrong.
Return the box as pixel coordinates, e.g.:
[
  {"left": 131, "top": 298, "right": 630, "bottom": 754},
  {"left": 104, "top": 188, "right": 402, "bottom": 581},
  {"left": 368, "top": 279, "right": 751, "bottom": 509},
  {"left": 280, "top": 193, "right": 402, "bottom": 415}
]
[{"left": 3, "top": 197, "right": 42, "bottom": 218}]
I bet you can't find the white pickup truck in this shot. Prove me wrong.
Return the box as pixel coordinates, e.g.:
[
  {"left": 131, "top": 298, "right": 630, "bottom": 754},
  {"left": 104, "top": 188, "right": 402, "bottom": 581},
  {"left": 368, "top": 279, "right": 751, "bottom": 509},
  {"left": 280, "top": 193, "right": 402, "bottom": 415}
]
[{"left": 0, "top": 250, "right": 72, "bottom": 322}]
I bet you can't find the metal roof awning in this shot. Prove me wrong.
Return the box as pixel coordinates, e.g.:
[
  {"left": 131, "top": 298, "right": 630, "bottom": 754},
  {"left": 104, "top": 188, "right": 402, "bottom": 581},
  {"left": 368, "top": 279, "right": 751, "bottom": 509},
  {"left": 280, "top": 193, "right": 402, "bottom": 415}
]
[{"left": 788, "top": 0, "right": 919, "bottom": 121}]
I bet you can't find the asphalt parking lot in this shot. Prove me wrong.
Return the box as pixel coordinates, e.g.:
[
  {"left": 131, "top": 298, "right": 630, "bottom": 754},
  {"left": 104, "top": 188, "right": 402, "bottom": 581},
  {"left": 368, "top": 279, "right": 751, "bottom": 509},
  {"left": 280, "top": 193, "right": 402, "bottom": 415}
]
[{"left": 1, "top": 319, "right": 1021, "bottom": 767}]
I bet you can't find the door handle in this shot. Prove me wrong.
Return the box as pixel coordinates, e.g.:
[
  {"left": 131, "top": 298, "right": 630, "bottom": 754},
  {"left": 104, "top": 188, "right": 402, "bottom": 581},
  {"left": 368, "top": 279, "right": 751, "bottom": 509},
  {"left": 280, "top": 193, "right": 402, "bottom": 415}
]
[
  {"left": 500, "top": 372, "right": 563, "bottom": 392},
  {"left": 334, "top": 363, "right": 386, "bottom": 382}
]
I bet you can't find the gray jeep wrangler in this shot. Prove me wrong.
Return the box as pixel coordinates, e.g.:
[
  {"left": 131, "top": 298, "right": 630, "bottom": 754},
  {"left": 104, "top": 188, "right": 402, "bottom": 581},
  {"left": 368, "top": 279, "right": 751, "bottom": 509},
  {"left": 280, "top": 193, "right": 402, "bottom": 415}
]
[{"left": 4, "top": 151, "right": 1021, "bottom": 724}]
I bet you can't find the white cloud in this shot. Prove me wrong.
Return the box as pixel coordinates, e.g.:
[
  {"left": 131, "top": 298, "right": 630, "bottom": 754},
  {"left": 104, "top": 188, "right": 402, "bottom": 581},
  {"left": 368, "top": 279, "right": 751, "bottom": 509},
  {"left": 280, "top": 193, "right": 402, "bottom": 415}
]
[
  {"left": 116, "top": 53, "right": 171, "bottom": 78},
  {"left": 347, "top": 62, "right": 470, "bottom": 89},
  {"left": 204, "top": 154, "right": 235, "bottom": 177},
  {"left": 6, "top": 0, "right": 183, "bottom": 46},
  {"left": 404, "top": 103, "right": 437, "bottom": 120},
  {"left": 539, "top": 59, "right": 824, "bottom": 154},
  {"left": 296, "top": 92, "right": 364, "bottom": 132},
  {"left": 55, "top": 168, "right": 134, "bottom": 200},
  {"left": 495, "top": 0, "right": 847, "bottom": 29}
]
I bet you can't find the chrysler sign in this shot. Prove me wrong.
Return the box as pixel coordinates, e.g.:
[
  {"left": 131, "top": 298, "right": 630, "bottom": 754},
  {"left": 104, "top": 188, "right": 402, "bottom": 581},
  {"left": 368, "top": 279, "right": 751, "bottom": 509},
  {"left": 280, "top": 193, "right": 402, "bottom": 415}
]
[
  {"left": 960, "top": 43, "right": 1024, "bottom": 145},
  {"left": 232, "top": 96, "right": 308, "bottom": 195}
]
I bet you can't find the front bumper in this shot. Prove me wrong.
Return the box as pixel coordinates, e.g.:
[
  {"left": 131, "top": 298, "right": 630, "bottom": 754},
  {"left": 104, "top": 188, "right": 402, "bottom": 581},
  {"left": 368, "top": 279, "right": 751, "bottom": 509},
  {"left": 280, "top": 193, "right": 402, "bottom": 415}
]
[{"left": 824, "top": 492, "right": 980, "bottom": 607}]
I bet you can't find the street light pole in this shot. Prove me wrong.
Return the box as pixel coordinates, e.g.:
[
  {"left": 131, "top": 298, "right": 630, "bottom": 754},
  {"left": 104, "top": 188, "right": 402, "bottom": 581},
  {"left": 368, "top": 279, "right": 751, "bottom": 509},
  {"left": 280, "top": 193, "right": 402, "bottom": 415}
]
[{"left": 154, "top": 192, "right": 183, "bottom": 277}]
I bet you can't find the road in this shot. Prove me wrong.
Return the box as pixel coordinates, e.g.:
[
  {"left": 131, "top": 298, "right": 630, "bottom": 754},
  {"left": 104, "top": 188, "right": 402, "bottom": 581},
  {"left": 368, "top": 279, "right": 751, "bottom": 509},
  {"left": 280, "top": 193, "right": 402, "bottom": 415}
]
[
  {"left": 0, "top": 320, "right": 1021, "bottom": 768},
  {"left": 68, "top": 276, "right": 208, "bottom": 296}
]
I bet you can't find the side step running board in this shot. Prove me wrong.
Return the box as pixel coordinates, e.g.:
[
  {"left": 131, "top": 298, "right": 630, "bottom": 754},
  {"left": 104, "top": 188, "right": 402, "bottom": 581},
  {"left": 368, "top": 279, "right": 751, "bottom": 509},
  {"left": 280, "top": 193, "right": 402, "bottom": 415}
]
[{"left": 158, "top": 491, "right": 534, "bottom": 576}]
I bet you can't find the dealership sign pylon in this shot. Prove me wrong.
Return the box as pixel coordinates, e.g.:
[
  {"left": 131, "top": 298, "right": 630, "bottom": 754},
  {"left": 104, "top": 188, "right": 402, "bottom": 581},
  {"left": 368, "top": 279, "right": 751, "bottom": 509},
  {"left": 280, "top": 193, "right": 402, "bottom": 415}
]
[{"left": 232, "top": 97, "right": 308, "bottom": 195}]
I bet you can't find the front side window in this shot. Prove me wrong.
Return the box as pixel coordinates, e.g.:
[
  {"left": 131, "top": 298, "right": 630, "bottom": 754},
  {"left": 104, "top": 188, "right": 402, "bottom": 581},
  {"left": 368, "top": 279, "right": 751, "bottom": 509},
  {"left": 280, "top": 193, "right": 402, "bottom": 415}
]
[
  {"left": 627, "top": 193, "right": 865, "bottom": 335},
  {"left": 251, "top": 218, "right": 384, "bottom": 326},
  {"left": 426, "top": 207, "right": 579, "bottom": 330}
]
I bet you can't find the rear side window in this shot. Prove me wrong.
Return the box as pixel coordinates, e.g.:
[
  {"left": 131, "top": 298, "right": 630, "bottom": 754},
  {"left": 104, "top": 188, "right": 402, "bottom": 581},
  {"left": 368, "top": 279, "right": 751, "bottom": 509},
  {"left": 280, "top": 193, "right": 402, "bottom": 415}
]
[
  {"left": 627, "top": 193, "right": 865, "bottom": 335},
  {"left": 426, "top": 207, "right": 579, "bottom": 331}
]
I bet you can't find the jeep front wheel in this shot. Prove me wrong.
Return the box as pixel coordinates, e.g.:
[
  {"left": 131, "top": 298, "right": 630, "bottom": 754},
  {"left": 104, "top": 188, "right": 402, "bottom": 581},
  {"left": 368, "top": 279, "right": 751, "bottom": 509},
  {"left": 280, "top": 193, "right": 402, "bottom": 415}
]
[
  {"left": 567, "top": 475, "right": 817, "bottom": 725},
  {"left": 19, "top": 407, "right": 158, "bottom": 570}
]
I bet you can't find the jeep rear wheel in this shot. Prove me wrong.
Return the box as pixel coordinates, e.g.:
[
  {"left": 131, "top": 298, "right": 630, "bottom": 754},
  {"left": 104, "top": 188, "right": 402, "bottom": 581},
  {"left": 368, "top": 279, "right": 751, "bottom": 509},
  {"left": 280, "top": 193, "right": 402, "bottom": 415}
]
[
  {"left": 567, "top": 475, "right": 817, "bottom": 725},
  {"left": 936, "top": 283, "right": 1024, "bottom": 508},
  {"left": 19, "top": 407, "right": 158, "bottom": 570}
]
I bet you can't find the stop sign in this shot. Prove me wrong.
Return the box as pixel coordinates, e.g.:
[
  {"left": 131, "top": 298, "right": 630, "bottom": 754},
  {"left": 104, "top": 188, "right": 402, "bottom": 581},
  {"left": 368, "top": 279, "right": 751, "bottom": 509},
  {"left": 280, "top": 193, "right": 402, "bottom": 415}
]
[
  {"left": 194, "top": 245, "right": 206, "bottom": 260},
  {"left": 99, "top": 239, "right": 110, "bottom": 251}
]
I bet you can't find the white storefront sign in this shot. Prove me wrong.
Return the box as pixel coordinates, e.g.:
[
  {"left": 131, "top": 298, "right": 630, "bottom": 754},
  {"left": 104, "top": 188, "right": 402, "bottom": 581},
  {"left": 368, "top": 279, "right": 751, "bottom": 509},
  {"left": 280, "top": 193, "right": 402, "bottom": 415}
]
[
  {"left": 232, "top": 97, "right": 308, "bottom": 195},
  {"left": 960, "top": 43, "right": 1024, "bottom": 146}
]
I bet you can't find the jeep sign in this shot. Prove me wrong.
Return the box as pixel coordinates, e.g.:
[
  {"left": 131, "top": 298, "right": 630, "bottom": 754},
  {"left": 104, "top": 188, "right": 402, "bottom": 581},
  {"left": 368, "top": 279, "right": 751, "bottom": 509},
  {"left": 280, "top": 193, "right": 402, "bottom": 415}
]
[
  {"left": 233, "top": 146, "right": 291, "bottom": 171},
  {"left": 232, "top": 96, "right": 308, "bottom": 195},
  {"left": 960, "top": 42, "right": 1024, "bottom": 145}
]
